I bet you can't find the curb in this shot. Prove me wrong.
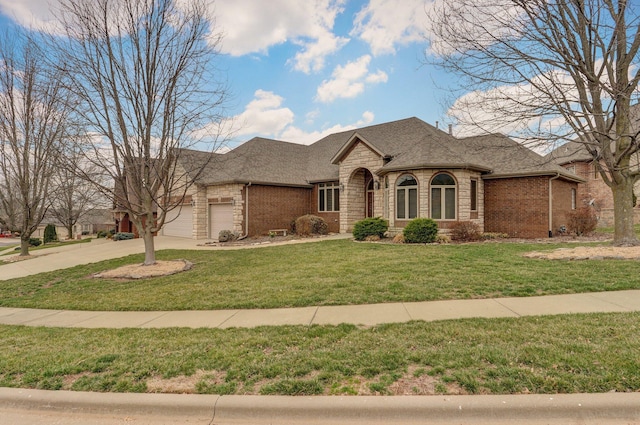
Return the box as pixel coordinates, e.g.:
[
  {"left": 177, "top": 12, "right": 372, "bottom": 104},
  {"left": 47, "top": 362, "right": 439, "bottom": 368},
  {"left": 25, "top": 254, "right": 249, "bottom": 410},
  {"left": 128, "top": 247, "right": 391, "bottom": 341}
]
[{"left": 2, "top": 388, "right": 640, "bottom": 424}]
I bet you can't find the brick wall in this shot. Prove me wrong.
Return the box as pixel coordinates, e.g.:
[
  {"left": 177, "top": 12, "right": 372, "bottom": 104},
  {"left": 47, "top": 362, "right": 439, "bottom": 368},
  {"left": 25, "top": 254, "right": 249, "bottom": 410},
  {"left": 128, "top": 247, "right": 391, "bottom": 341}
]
[
  {"left": 484, "top": 176, "right": 550, "bottom": 238},
  {"left": 569, "top": 161, "right": 613, "bottom": 209},
  {"left": 552, "top": 178, "right": 578, "bottom": 234},
  {"left": 565, "top": 160, "right": 640, "bottom": 227},
  {"left": 248, "top": 185, "right": 312, "bottom": 236}
]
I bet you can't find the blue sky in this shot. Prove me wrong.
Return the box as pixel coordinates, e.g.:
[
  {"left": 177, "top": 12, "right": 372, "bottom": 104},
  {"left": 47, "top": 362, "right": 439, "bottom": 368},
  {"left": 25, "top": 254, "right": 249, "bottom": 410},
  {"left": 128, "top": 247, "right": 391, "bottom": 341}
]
[{"left": 0, "top": 0, "right": 458, "bottom": 148}]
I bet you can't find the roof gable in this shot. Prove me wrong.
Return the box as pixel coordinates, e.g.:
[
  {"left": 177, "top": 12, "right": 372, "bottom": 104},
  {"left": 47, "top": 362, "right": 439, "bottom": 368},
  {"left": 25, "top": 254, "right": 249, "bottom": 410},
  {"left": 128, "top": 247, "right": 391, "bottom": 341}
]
[{"left": 330, "top": 133, "right": 385, "bottom": 165}]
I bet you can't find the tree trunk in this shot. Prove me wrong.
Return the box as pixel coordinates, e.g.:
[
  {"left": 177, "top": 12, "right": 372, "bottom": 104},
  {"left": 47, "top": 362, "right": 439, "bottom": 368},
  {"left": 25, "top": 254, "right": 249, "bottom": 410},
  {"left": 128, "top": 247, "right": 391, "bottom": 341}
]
[
  {"left": 19, "top": 236, "right": 30, "bottom": 256},
  {"left": 612, "top": 178, "right": 639, "bottom": 246},
  {"left": 67, "top": 225, "right": 73, "bottom": 240},
  {"left": 142, "top": 228, "right": 156, "bottom": 265}
]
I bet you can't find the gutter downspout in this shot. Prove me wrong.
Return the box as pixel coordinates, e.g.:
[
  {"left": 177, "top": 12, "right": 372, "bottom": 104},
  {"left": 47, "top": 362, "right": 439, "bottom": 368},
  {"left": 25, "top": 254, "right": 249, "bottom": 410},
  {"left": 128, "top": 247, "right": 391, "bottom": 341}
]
[{"left": 548, "top": 173, "right": 560, "bottom": 238}]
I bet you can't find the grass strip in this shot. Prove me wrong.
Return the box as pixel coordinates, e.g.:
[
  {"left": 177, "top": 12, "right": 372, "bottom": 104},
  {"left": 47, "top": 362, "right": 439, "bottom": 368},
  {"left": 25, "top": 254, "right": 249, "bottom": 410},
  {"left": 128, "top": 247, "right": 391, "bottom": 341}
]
[{"left": 0, "top": 312, "right": 638, "bottom": 395}]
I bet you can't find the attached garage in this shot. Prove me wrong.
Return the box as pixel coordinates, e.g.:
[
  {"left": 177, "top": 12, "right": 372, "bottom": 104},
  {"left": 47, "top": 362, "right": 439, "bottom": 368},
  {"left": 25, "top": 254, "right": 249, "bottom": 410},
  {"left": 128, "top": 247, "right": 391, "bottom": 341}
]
[
  {"left": 210, "top": 203, "right": 234, "bottom": 240},
  {"left": 162, "top": 205, "right": 193, "bottom": 238}
]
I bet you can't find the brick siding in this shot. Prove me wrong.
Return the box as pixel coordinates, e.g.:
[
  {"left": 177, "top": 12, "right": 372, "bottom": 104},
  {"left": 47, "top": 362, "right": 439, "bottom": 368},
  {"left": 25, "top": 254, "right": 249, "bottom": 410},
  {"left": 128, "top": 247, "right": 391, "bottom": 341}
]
[
  {"left": 248, "top": 185, "right": 312, "bottom": 236},
  {"left": 551, "top": 178, "right": 577, "bottom": 234},
  {"left": 484, "top": 176, "right": 552, "bottom": 238}
]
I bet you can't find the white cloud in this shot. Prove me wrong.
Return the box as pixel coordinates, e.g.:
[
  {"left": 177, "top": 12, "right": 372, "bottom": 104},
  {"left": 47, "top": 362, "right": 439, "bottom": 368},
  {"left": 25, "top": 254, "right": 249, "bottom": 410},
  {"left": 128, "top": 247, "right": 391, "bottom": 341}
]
[
  {"left": 290, "top": 31, "right": 349, "bottom": 74},
  {"left": 216, "top": 0, "right": 347, "bottom": 73},
  {"left": 229, "top": 91, "right": 375, "bottom": 145},
  {"left": 230, "top": 89, "right": 295, "bottom": 137},
  {"left": 316, "top": 55, "right": 388, "bottom": 103},
  {"left": 280, "top": 111, "right": 375, "bottom": 144},
  {"left": 447, "top": 70, "right": 578, "bottom": 140},
  {"left": 351, "top": 0, "right": 429, "bottom": 56},
  {"left": 365, "top": 70, "right": 389, "bottom": 84},
  {"left": 0, "top": 0, "right": 61, "bottom": 33}
]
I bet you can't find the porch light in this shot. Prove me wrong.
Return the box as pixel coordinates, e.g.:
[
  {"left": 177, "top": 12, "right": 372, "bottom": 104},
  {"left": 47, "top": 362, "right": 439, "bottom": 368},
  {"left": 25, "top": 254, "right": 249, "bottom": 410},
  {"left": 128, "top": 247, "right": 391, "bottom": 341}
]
[
  {"left": 373, "top": 180, "right": 380, "bottom": 190},
  {"left": 339, "top": 183, "right": 344, "bottom": 192}
]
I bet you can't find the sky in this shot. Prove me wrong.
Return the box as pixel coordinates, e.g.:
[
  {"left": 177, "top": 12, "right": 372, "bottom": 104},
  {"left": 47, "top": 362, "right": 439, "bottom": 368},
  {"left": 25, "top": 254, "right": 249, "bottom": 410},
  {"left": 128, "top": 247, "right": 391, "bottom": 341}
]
[{"left": 0, "top": 0, "right": 459, "bottom": 149}]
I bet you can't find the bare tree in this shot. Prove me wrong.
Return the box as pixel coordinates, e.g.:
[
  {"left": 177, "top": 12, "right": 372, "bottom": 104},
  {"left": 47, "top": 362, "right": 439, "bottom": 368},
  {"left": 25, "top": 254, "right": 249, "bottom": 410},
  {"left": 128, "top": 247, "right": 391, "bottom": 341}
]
[
  {"left": 50, "top": 144, "right": 108, "bottom": 239},
  {"left": 0, "top": 31, "right": 71, "bottom": 255},
  {"left": 428, "top": 0, "right": 640, "bottom": 245},
  {"left": 55, "top": 0, "right": 228, "bottom": 264}
]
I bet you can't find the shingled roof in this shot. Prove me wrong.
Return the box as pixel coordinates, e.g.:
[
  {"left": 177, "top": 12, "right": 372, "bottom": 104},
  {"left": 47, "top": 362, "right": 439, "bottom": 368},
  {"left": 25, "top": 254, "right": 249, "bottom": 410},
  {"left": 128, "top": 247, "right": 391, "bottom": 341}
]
[{"left": 178, "top": 117, "right": 583, "bottom": 187}]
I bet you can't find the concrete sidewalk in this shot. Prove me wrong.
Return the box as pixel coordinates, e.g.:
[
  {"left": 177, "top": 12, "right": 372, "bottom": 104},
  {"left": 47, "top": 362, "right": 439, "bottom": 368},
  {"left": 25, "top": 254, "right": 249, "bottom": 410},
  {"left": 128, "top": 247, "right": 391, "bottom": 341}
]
[{"left": 1, "top": 289, "right": 639, "bottom": 329}]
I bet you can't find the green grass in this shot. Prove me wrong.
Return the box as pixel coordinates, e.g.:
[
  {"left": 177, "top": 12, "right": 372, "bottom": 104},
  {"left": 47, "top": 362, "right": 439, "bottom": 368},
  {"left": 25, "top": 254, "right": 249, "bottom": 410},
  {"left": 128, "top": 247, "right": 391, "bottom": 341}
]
[
  {"left": 597, "top": 224, "right": 640, "bottom": 236},
  {"left": 1, "top": 312, "right": 638, "bottom": 395},
  {"left": 1, "top": 239, "right": 639, "bottom": 311}
]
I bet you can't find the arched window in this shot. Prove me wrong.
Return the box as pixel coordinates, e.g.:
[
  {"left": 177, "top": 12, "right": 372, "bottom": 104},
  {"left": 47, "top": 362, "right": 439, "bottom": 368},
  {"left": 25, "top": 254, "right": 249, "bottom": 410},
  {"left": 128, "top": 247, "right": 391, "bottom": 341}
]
[
  {"left": 431, "top": 173, "right": 456, "bottom": 220},
  {"left": 396, "top": 174, "right": 418, "bottom": 219}
]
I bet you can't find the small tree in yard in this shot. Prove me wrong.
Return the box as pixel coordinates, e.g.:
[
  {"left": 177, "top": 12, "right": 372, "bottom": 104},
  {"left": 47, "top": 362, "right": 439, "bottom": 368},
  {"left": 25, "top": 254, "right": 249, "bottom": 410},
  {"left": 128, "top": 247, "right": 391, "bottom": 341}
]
[{"left": 43, "top": 224, "right": 58, "bottom": 244}]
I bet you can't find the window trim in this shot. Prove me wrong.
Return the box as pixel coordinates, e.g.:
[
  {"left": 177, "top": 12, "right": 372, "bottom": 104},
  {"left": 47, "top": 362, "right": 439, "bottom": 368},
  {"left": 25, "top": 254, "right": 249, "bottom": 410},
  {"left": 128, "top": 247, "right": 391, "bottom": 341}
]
[
  {"left": 430, "top": 172, "right": 457, "bottom": 220},
  {"left": 318, "top": 182, "right": 340, "bottom": 212},
  {"left": 396, "top": 174, "right": 418, "bottom": 220}
]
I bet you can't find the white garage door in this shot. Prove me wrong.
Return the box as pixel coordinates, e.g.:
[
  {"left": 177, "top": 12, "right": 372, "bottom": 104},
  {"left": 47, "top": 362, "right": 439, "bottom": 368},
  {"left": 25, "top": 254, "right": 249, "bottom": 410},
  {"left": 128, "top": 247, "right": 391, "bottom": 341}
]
[
  {"left": 210, "top": 203, "right": 234, "bottom": 240},
  {"left": 162, "top": 205, "right": 193, "bottom": 238}
]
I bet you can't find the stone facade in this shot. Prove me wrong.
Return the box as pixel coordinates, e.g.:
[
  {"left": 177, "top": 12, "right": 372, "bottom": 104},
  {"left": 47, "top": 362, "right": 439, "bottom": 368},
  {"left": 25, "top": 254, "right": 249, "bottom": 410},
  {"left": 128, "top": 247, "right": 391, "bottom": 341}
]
[{"left": 338, "top": 141, "right": 385, "bottom": 232}]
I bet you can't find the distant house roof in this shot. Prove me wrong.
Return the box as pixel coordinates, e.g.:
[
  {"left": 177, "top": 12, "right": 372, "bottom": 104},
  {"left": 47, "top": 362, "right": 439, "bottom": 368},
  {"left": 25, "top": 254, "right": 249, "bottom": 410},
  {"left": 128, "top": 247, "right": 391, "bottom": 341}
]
[
  {"left": 178, "top": 117, "right": 583, "bottom": 187},
  {"left": 546, "top": 103, "right": 640, "bottom": 167},
  {"left": 545, "top": 140, "right": 595, "bottom": 165}
]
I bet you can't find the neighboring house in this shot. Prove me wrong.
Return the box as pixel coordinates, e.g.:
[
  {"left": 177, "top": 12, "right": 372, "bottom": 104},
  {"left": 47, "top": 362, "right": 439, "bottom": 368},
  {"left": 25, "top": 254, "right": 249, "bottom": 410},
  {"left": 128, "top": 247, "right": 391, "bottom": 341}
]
[
  {"left": 546, "top": 105, "right": 640, "bottom": 226},
  {"left": 34, "top": 209, "right": 115, "bottom": 240},
  {"left": 137, "top": 117, "right": 582, "bottom": 240}
]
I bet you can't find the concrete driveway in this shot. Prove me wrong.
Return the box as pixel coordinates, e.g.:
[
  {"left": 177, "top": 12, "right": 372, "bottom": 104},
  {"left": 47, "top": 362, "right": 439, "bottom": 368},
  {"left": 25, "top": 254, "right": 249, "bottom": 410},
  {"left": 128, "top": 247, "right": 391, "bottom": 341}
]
[
  {"left": 0, "top": 234, "right": 351, "bottom": 280},
  {"left": 0, "top": 236, "right": 215, "bottom": 280}
]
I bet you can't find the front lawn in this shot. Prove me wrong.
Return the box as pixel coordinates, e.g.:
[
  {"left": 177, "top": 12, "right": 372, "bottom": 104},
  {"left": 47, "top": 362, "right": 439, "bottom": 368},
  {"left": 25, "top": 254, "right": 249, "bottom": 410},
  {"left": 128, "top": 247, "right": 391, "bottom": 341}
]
[
  {"left": 1, "top": 312, "right": 638, "bottom": 395},
  {"left": 0, "top": 239, "right": 639, "bottom": 311}
]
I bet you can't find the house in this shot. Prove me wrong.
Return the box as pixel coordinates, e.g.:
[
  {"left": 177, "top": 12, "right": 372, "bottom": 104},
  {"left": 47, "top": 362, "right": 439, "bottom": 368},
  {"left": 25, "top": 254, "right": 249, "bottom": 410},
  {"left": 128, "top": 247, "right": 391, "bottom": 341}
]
[
  {"left": 34, "top": 209, "right": 115, "bottom": 240},
  {"left": 149, "top": 117, "right": 582, "bottom": 240},
  {"left": 546, "top": 105, "right": 640, "bottom": 227}
]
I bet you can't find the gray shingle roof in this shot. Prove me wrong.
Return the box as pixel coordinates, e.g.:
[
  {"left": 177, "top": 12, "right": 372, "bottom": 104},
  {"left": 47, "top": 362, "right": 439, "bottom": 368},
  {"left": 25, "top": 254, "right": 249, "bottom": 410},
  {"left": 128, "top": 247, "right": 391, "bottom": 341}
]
[{"left": 177, "top": 117, "right": 583, "bottom": 187}]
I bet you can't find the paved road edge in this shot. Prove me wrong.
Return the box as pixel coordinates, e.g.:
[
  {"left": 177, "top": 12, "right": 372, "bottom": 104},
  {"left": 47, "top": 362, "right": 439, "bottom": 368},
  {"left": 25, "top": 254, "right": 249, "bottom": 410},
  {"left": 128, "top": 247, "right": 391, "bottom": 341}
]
[{"left": 1, "top": 388, "right": 639, "bottom": 424}]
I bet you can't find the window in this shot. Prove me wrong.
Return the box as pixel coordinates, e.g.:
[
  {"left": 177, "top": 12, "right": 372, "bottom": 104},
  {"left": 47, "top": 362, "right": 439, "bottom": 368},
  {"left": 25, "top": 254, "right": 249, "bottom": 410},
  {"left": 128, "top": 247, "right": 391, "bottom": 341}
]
[
  {"left": 318, "top": 182, "right": 340, "bottom": 212},
  {"left": 396, "top": 174, "right": 418, "bottom": 219},
  {"left": 571, "top": 188, "right": 576, "bottom": 210},
  {"left": 431, "top": 173, "right": 456, "bottom": 220},
  {"left": 470, "top": 179, "right": 478, "bottom": 211}
]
